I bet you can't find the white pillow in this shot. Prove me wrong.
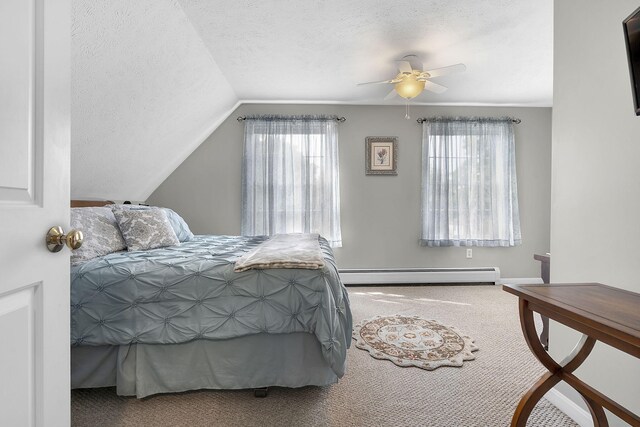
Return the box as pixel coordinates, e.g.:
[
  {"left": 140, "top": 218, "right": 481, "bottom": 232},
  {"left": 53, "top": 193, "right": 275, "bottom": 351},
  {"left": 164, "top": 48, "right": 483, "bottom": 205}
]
[
  {"left": 70, "top": 207, "right": 127, "bottom": 264},
  {"left": 112, "top": 208, "right": 180, "bottom": 251}
]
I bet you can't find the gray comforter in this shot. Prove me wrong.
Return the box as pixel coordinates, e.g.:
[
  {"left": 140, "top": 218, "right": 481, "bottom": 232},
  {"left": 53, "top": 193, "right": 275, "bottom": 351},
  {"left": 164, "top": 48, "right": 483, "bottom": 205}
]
[{"left": 70, "top": 235, "right": 352, "bottom": 376}]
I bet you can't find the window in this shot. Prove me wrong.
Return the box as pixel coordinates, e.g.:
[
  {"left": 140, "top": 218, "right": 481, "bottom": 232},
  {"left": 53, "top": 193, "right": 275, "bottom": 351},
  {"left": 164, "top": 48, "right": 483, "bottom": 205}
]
[
  {"left": 421, "top": 117, "right": 521, "bottom": 247},
  {"left": 241, "top": 115, "right": 342, "bottom": 247}
]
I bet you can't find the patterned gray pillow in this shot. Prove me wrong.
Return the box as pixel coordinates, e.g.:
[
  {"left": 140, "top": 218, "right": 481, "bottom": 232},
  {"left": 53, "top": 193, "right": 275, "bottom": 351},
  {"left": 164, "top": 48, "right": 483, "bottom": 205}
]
[
  {"left": 70, "top": 207, "right": 127, "bottom": 265},
  {"left": 108, "top": 204, "right": 194, "bottom": 242},
  {"left": 113, "top": 208, "right": 180, "bottom": 251}
]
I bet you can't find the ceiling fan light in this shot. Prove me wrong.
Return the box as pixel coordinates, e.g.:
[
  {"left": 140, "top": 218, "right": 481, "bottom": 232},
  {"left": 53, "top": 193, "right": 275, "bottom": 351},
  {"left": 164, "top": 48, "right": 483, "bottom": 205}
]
[{"left": 394, "top": 75, "right": 425, "bottom": 99}]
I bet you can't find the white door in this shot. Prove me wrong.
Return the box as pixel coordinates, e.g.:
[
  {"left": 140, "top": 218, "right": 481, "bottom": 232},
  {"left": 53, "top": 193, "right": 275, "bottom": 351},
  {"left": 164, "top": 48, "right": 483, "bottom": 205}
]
[{"left": 0, "top": 0, "right": 70, "bottom": 426}]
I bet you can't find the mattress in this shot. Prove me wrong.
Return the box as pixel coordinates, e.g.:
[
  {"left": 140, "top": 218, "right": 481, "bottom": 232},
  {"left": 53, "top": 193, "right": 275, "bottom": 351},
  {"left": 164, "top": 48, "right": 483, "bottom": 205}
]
[{"left": 71, "top": 235, "right": 352, "bottom": 376}]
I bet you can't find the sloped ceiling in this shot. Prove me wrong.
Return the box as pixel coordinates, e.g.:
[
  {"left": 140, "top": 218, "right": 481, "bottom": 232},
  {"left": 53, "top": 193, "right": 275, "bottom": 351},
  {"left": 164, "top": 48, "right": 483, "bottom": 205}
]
[
  {"left": 71, "top": 0, "right": 237, "bottom": 200},
  {"left": 71, "top": 0, "right": 552, "bottom": 200}
]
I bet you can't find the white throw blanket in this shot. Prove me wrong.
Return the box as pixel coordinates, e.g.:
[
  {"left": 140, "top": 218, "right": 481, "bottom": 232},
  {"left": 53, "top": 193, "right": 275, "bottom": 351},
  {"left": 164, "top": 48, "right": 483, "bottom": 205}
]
[{"left": 234, "top": 233, "right": 326, "bottom": 272}]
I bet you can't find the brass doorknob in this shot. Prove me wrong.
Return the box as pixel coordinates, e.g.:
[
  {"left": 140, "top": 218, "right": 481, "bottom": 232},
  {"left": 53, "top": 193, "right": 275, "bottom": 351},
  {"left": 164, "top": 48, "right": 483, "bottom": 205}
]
[{"left": 46, "top": 226, "right": 84, "bottom": 252}]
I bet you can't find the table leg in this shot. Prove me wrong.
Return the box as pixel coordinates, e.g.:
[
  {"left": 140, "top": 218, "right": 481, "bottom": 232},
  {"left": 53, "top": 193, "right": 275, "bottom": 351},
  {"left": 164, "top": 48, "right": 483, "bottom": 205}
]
[
  {"left": 534, "top": 254, "right": 550, "bottom": 350},
  {"left": 512, "top": 371, "right": 561, "bottom": 427},
  {"left": 511, "top": 300, "right": 606, "bottom": 427},
  {"left": 539, "top": 315, "right": 549, "bottom": 350},
  {"left": 583, "top": 395, "right": 609, "bottom": 426}
]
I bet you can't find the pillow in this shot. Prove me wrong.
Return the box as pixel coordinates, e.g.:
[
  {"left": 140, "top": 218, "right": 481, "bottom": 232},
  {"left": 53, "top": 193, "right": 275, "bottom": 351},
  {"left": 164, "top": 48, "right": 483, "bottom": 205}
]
[
  {"left": 112, "top": 208, "right": 180, "bottom": 251},
  {"left": 70, "top": 207, "right": 127, "bottom": 265},
  {"left": 108, "top": 204, "right": 194, "bottom": 242},
  {"left": 162, "top": 208, "right": 194, "bottom": 242},
  {"left": 108, "top": 203, "right": 150, "bottom": 212}
]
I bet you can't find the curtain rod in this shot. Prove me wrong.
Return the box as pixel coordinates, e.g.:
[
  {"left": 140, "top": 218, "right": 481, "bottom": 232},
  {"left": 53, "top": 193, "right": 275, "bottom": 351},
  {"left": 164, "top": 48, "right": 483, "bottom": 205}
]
[
  {"left": 237, "top": 116, "right": 346, "bottom": 123},
  {"left": 416, "top": 117, "right": 521, "bottom": 124}
]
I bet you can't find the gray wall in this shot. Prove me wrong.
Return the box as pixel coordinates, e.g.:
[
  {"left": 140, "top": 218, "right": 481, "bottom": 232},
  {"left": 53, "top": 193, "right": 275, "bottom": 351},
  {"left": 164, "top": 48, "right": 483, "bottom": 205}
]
[
  {"left": 550, "top": 1, "right": 640, "bottom": 423},
  {"left": 149, "top": 104, "right": 551, "bottom": 278}
]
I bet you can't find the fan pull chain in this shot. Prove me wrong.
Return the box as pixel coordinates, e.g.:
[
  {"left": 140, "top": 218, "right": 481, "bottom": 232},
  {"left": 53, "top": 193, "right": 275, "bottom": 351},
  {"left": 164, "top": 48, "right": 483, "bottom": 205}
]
[{"left": 405, "top": 101, "right": 411, "bottom": 120}]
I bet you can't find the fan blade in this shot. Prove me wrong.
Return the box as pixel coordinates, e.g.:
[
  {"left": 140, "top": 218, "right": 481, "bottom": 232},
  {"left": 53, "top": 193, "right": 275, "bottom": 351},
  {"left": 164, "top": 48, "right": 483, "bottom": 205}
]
[
  {"left": 424, "top": 80, "right": 448, "bottom": 94},
  {"left": 357, "top": 79, "right": 396, "bottom": 86},
  {"left": 402, "top": 54, "right": 423, "bottom": 71},
  {"left": 384, "top": 89, "right": 398, "bottom": 100},
  {"left": 396, "top": 60, "right": 413, "bottom": 74},
  {"left": 424, "top": 63, "right": 466, "bottom": 78}
]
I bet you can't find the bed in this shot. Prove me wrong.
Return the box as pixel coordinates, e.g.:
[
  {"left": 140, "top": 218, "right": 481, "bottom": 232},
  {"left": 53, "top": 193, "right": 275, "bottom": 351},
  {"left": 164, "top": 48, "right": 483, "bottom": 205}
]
[{"left": 69, "top": 201, "right": 352, "bottom": 398}]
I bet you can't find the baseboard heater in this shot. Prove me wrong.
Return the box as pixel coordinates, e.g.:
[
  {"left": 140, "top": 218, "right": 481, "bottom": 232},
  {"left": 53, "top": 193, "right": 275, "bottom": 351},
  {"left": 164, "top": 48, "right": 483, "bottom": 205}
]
[{"left": 338, "top": 267, "right": 501, "bottom": 285}]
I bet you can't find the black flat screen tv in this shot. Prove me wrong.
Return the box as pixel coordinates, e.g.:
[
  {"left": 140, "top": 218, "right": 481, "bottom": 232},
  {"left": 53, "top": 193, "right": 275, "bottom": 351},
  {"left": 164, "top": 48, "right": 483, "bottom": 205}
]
[{"left": 623, "top": 6, "right": 640, "bottom": 115}]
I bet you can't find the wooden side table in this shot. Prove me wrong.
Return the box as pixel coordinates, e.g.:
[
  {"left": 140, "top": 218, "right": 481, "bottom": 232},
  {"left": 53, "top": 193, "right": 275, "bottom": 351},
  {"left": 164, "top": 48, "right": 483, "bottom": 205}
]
[{"left": 503, "top": 283, "right": 640, "bottom": 427}]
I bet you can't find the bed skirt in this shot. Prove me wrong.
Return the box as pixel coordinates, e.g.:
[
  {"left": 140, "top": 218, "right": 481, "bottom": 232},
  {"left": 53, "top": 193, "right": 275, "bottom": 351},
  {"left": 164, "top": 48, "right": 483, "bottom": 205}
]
[{"left": 72, "top": 333, "right": 339, "bottom": 398}]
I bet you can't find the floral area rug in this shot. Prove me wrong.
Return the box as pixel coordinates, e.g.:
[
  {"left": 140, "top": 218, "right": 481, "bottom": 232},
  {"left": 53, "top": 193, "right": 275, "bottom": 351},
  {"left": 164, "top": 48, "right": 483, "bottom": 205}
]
[{"left": 352, "top": 314, "right": 479, "bottom": 370}]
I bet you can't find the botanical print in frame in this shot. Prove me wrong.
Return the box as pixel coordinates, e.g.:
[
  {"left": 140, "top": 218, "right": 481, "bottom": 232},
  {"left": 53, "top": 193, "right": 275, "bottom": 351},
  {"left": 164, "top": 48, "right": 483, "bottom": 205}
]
[{"left": 365, "top": 136, "right": 398, "bottom": 175}]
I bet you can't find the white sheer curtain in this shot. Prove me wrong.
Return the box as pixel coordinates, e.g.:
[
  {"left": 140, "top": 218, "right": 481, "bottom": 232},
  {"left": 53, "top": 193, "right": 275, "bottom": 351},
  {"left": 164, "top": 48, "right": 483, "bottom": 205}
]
[
  {"left": 241, "top": 115, "right": 342, "bottom": 247},
  {"left": 421, "top": 117, "right": 521, "bottom": 247}
]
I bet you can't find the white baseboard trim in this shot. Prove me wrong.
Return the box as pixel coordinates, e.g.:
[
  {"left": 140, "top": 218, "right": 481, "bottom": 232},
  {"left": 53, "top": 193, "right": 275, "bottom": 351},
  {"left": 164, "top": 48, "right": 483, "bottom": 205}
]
[
  {"left": 498, "top": 277, "right": 544, "bottom": 286},
  {"left": 545, "top": 388, "right": 591, "bottom": 427},
  {"left": 339, "top": 268, "right": 500, "bottom": 285}
]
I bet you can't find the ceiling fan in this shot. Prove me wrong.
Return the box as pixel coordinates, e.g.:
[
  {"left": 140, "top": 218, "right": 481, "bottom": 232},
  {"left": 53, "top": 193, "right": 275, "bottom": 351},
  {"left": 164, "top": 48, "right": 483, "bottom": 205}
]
[{"left": 358, "top": 54, "right": 466, "bottom": 101}]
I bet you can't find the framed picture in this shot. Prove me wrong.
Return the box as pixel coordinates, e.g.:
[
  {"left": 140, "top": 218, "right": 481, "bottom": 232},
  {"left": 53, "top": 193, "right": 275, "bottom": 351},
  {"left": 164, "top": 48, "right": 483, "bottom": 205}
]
[{"left": 365, "top": 136, "right": 398, "bottom": 175}]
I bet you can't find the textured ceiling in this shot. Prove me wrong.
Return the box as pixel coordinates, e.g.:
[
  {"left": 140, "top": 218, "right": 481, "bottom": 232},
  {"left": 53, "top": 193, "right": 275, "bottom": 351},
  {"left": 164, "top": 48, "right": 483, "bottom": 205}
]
[
  {"left": 179, "top": 0, "right": 553, "bottom": 105},
  {"left": 71, "top": 0, "right": 552, "bottom": 200}
]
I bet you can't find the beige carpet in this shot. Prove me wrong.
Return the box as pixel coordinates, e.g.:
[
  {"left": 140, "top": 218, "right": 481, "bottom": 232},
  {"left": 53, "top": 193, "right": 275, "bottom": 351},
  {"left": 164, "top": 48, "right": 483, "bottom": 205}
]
[{"left": 71, "top": 285, "right": 578, "bottom": 427}]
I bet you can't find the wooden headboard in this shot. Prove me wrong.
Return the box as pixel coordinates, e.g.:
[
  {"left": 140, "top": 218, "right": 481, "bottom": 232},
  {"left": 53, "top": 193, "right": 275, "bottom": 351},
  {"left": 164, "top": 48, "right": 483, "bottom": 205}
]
[{"left": 71, "top": 200, "right": 115, "bottom": 207}]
